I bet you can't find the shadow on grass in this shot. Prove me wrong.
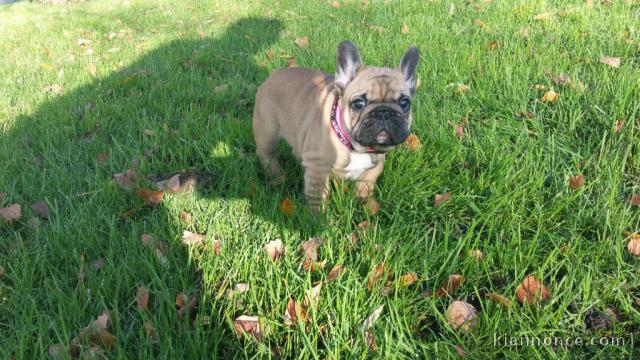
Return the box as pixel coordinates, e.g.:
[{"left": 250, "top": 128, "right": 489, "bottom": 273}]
[{"left": 0, "top": 15, "right": 328, "bottom": 357}]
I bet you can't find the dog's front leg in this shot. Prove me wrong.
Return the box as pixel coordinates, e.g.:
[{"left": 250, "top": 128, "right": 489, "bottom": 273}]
[
  {"left": 355, "top": 159, "right": 384, "bottom": 200},
  {"left": 304, "top": 166, "right": 330, "bottom": 212}
]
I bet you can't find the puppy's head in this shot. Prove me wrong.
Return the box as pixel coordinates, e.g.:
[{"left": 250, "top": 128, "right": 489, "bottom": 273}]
[{"left": 334, "top": 40, "right": 419, "bottom": 153}]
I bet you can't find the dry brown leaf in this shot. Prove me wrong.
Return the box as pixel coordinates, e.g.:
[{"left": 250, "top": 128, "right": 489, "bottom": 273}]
[
  {"left": 31, "top": 201, "right": 50, "bottom": 219},
  {"left": 600, "top": 57, "right": 621, "bottom": 68},
  {"left": 264, "top": 239, "right": 286, "bottom": 261},
  {"left": 454, "top": 123, "right": 465, "bottom": 139},
  {"left": 487, "top": 40, "right": 498, "bottom": 50},
  {"left": 541, "top": 89, "right": 559, "bottom": 103},
  {"left": 212, "top": 239, "right": 222, "bottom": 256},
  {"left": 266, "top": 48, "right": 275, "bottom": 59},
  {"left": 137, "top": 188, "right": 164, "bottom": 206},
  {"left": 568, "top": 174, "right": 585, "bottom": 190},
  {"left": 445, "top": 301, "right": 477, "bottom": 332},
  {"left": 180, "top": 211, "right": 192, "bottom": 223},
  {"left": 627, "top": 237, "right": 640, "bottom": 256},
  {"left": 455, "top": 344, "right": 467, "bottom": 357},
  {"left": 360, "top": 305, "right": 384, "bottom": 332},
  {"left": 234, "top": 315, "right": 261, "bottom": 339},
  {"left": 302, "top": 259, "right": 327, "bottom": 271},
  {"left": 401, "top": 24, "right": 409, "bottom": 34},
  {"left": 301, "top": 237, "right": 324, "bottom": 261},
  {"left": 70, "top": 312, "right": 116, "bottom": 351},
  {"left": 631, "top": 193, "right": 640, "bottom": 206},
  {"left": 0, "top": 203, "right": 21, "bottom": 222},
  {"left": 613, "top": 119, "right": 624, "bottom": 133},
  {"left": 175, "top": 293, "right": 198, "bottom": 320},
  {"left": 434, "top": 192, "right": 452, "bottom": 207},
  {"left": 470, "top": 249, "right": 485, "bottom": 260},
  {"left": 487, "top": 292, "right": 513, "bottom": 308},
  {"left": 326, "top": 264, "right": 344, "bottom": 283},
  {"left": 399, "top": 272, "right": 419, "bottom": 287},
  {"left": 304, "top": 283, "right": 322, "bottom": 307},
  {"left": 367, "top": 262, "right": 390, "bottom": 290},
  {"left": 143, "top": 320, "right": 159, "bottom": 343},
  {"left": 364, "top": 198, "right": 380, "bottom": 215},
  {"left": 284, "top": 297, "right": 307, "bottom": 326},
  {"left": 137, "top": 286, "right": 149, "bottom": 311},
  {"left": 404, "top": 133, "right": 421, "bottom": 151},
  {"left": 156, "top": 174, "right": 181, "bottom": 192},
  {"left": 287, "top": 57, "right": 297, "bottom": 68},
  {"left": 112, "top": 170, "right": 136, "bottom": 189},
  {"left": 182, "top": 230, "right": 205, "bottom": 246},
  {"left": 331, "top": 0, "right": 340, "bottom": 8},
  {"left": 516, "top": 275, "right": 551, "bottom": 304},
  {"left": 294, "top": 36, "right": 309, "bottom": 48},
  {"left": 516, "top": 111, "right": 535, "bottom": 119},
  {"left": 364, "top": 330, "right": 376, "bottom": 352},
  {"left": 436, "top": 274, "right": 465, "bottom": 297}
]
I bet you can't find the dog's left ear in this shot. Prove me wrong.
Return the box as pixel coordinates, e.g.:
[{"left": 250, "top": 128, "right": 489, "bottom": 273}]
[
  {"left": 399, "top": 46, "right": 420, "bottom": 94},
  {"left": 335, "top": 40, "right": 362, "bottom": 90}
]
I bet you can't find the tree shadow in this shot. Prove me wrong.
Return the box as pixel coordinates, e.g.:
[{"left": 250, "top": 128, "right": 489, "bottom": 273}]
[{"left": 1, "top": 15, "right": 330, "bottom": 357}]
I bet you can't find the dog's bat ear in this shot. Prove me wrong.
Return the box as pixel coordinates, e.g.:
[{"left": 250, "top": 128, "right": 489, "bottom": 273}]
[
  {"left": 400, "top": 46, "right": 420, "bottom": 95},
  {"left": 335, "top": 40, "right": 362, "bottom": 90}
]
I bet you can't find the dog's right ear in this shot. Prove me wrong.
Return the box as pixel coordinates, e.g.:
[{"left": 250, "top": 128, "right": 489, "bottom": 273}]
[{"left": 335, "top": 40, "right": 362, "bottom": 90}]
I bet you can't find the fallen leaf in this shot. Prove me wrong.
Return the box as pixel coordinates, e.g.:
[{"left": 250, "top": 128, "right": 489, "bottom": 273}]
[
  {"left": 401, "top": 24, "right": 409, "bottom": 34},
  {"left": 364, "top": 198, "right": 380, "bottom": 215},
  {"left": 367, "top": 262, "right": 391, "bottom": 290},
  {"left": 143, "top": 320, "right": 159, "bottom": 343},
  {"left": 454, "top": 123, "right": 465, "bottom": 139},
  {"left": 96, "top": 152, "right": 109, "bottom": 163},
  {"left": 280, "top": 198, "right": 294, "bottom": 217},
  {"left": 264, "top": 239, "right": 286, "bottom": 261},
  {"left": 516, "top": 111, "right": 534, "bottom": 119},
  {"left": 284, "top": 297, "right": 307, "bottom": 326},
  {"left": 137, "top": 188, "right": 164, "bottom": 206},
  {"left": 70, "top": 312, "right": 116, "bottom": 351},
  {"left": 212, "top": 239, "right": 222, "bottom": 256},
  {"left": 470, "top": 249, "right": 484, "bottom": 260},
  {"left": 552, "top": 73, "right": 571, "bottom": 86},
  {"left": 31, "top": 201, "right": 50, "bottom": 219},
  {"left": 0, "top": 203, "right": 21, "bottom": 222},
  {"left": 600, "top": 57, "right": 621, "bottom": 68},
  {"left": 533, "top": 12, "right": 551, "bottom": 21},
  {"left": 360, "top": 305, "right": 384, "bottom": 332},
  {"left": 399, "top": 272, "right": 419, "bottom": 287},
  {"left": 43, "top": 84, "right": 63, "bottom": 95},
  {"left": 294, "top": 36, "right": 309, "bottom": 48},
  {"left": 155, "top": 174, "right": 181, "bottom": 193},
  {"left": 541, "top": 89, "right": 559, "bottom": 103},
  {"left": 445, "top": 301, "right": 477, "bottom": 332},
  {"left": 435, "top": 274, "right": 465, "bottom": 297},
  {"left": 487, "top": 40, "right": 498, "bottom": 50},
  {"left": 364, "top": 330, "right": 376, "bottom": 352},
  {"left": 137, "top": 286, "right": 149, "bottom": 311},
  {"left": 474, "top": 19, "right": 486, "bottom": 28},
  {"left": 613, "top": 119, "right": 624, "bottom": 133},
  {"left": 454, "top": 344, "right": 467, "bottom": 357},
  {"left": 304, "top": 283, "right": 322, "bottom": 307},
  {"left": 302, "top": 259, "right": 327, "bottom": 271},
  {"left": 113, "top": 170, "right": 136, "bottom": 189},
  {"left": 234, "top": 315, "right": 261, "bottom": 339},
  {"left": 175, "top": 293, "right": 198, "bottom": 320},
  {"left": 326, "top": 264, "right": 344, "bottom": 283},
  {"left": 182, "top": 230, "right": 205, "bottom": 246},
  {"left": 180, "top": 211, "right": 192, "bottom": 223},
  {"left": 487, "top": 292, "right": 513, "bottom": 308},
  {"left": 198, "top": 28, "right": 205, "bottom": 40},
  {"left": 357, "top": 220, "right": 370, "bottom": 230},
  {"left": 331, "top": 0, "right": 340, "bottom": 8},
  {"left": 434, "top": 192, "right": 452, "bottom": 207},
  {"left": 456, "top": 83, "right": 469, "bottom": 94},
  {"left": 404, "top": 133, "right": 421, "bottom": 151},
  {"left": 627, "top": 236, "right": 640, "bottom": 256},
  {"left": 301, "top": 237, "right": 324, "bottom": 261},
  {"left": 516, "top": 275, "right": 551, "bottom": 304},
  {"left": 568, "top": 174, "right": 585, "bottom": 190},
  {"left": 631, "top": 193, "right": 640, "bottom": 206},
  {"left": 287, "top": 57, "right": 297, "bottom": 68}
]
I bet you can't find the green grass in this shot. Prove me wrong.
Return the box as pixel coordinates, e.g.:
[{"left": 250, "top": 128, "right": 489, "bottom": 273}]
[{"left": 1, "top": 0, "right": 639, "bottom": 358}]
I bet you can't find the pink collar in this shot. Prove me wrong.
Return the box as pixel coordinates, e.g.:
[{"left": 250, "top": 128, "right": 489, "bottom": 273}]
[{"left": 330, "top": 95, "right": 377, "bottom": 153}]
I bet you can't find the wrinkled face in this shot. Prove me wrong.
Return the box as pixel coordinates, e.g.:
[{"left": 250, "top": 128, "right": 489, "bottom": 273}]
[{"left": 343, "top": 68, "right": 413, "bottom": 151}]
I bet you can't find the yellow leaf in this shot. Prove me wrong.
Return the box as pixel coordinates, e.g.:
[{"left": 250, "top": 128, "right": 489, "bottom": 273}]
[{"left": 541, "top": 89, "right": 558, "bottom": 103}]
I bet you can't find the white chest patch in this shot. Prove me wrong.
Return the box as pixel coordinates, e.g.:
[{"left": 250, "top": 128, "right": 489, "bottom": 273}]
[{"left": 344, "top": 152, "right": 375, "bottom": 180}]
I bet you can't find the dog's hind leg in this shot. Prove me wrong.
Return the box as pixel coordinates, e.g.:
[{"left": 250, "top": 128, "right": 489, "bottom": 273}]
[{"left": 253, "top": 110, "right": 284, "bottom": 182}]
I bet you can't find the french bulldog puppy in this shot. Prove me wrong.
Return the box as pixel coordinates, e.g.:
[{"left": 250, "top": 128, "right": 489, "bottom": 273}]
[{"left": 253, "top": 41, "right": 419, "bottom": 211}]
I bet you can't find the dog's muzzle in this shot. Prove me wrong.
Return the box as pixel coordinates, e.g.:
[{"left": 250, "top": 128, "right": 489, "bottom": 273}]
[{"left": 354, "top": 106, "right": 409, "bottom": 146}]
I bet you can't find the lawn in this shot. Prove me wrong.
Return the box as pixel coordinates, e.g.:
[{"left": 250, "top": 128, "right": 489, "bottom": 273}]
[{"left": 1, "top": 0, "right": 639, "bottom": 358}]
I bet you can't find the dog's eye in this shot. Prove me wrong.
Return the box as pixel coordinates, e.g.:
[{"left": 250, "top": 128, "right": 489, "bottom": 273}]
[
  {"left": 399, "top": 97, "right": 411, "bottom": 110},
  {"left": 351, "top": 98, "right": 366, "bottom": 110}
]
